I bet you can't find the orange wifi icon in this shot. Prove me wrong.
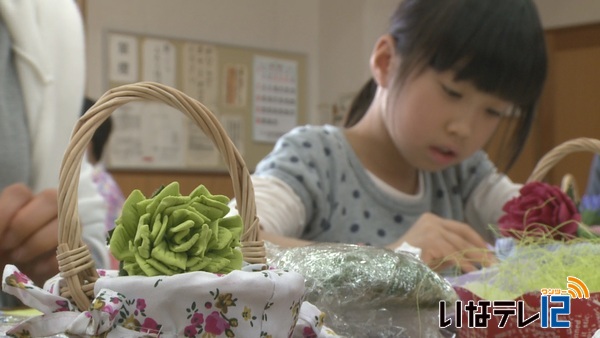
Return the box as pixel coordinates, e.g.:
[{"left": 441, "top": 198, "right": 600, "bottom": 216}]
[{"left": 566, "top": 276, "right": 590, "bottom": 299}]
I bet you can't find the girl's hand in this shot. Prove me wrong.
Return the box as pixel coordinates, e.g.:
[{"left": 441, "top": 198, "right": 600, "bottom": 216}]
[
  {"left": 392, "top": 212, "right": 497, "bottom": 273},
  {"left": 0, "top": 183, "right": 59, "bottom": 286}
]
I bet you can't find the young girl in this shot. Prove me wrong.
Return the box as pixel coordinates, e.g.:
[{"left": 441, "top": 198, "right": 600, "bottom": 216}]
[{"left": 246, "top": 0, "right": 547, "bottom": 273}]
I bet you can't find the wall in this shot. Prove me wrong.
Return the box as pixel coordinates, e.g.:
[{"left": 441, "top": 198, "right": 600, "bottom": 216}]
[
  {"left": 316, "top": 0, "right": 398, "bottom": 123},
  {"left": 85, "top": 1, "right": 600, "bottom": 125},
  {"left": 533, "top": 0, "right": 600, "bottom": 29},
  {"left": 85, "top": 0, "right": 320, "bottom": 121},
  {"left": 84, "top": 0, "right": 400, "bottom": 125}
]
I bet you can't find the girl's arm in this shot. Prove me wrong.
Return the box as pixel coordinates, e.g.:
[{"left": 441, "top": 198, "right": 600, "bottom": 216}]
[
  {"left": 230, "top": 175, "right": 313, "bottom": 247},
  {"left": 464, "top": 172, "right": 521, "bottom": 239}
]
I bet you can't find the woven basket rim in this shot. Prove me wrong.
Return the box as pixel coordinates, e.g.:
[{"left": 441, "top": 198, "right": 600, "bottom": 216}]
[
  {"left": 56, "top": 81, "right": 264, "bottom": 311},
  {"left": 527, "top": 137, "right": 600, "bottom": 201},
  {"left": 527, "top": 137, "right": 600, "bottom": 183}
]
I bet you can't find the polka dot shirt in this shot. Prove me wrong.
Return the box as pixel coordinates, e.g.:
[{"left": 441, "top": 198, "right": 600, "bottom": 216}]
[{"left": 254, "top": 125, "right": 496, "bottom": 247}]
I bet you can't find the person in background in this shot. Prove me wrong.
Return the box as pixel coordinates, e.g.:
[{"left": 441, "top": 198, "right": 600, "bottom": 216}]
[
  {"left": 239, "top": 0, "right": 547, "bottom": 274},
  {"left": 82, "top": 97, "right": 126, "bottom": 236},
  {"left": 585, "top": 155, "right": 600, "bottom": 196},
  {"left": 0, "top": 0, "right": 109, "bottom": 304}
]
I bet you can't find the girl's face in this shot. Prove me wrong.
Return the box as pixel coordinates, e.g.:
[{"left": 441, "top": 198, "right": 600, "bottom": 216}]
[{"left": 383, "top": 67, "right": 511, "bottom": 172}]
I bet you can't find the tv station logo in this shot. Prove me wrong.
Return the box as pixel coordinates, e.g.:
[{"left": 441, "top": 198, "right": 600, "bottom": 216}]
[{"left": 439, "top": 276, "right": 590, "bottom": 329}]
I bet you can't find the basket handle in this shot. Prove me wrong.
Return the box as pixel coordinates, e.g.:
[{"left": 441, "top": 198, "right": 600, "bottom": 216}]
[
  {"left": 527, "top": 137, "right": 600, "bottom": 184},
  {"left": 57, "top": 82, "right": 264, "bottom": 310}
]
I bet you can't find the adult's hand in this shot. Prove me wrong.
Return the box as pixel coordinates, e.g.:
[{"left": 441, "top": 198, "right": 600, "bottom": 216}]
[
  {"left": 0, "top": 183, "right": 59, "bottom": 286},
  {"left": 390, "top": 212, "right": 496, "bottom": 273}
]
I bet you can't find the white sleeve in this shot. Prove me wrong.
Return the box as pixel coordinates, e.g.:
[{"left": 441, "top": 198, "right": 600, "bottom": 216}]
[
  {"left": 229, "top": 176, "right": 306, "bottom": 237},
  {"left": 77, "top": 157, "right": 110, "bottom": 269},
  {"left": 465, "top": 172, "right": 521, "bottom": 233}
]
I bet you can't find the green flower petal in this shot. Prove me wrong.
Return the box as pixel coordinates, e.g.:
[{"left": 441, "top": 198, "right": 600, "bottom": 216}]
[
  {"left": 149, "top": 213, "right": 163, "bottom": 241},
  {"left": 191, "top": 223, "right": 212, "bottom": 257},
  {"left": 135, "top": 253, "right": 161, "bottom": 276},
  {"left": 172, "top": 208, "right": 209, "bottom": 227},
  {"left": 109, "top": 226, "right": 135, "bottom": 261},
  {"left": 221, "top": 249, "right": 243, "bottom": 273},
  {"left": 202, "top": 253, "right": 231, "bottom": 273},
  {"left": 187, "top": 256, "right": 211, "bottom": 271},
  {"left": 122, "top": 261, "right": 143, "bottom": 276},
  {"left": 133, "top": 223, "right": 152, "bottom": 259},
  {"left": 153, "top": 214, "right": 169, "bottom": 246},
  {"left": 191, "top": 195, "right": 230, "bottom": 221},
  {"left": 156, "top": 195, "right": 190, "bottom": 215},
  {"left": 146, "top": 182, "right": 181, "bottom": 214},
  {"left": 219, "top": 215, "right": 243, "bottom": 243},
  {"left": 207, "top": 248, "right": 243, "bottom": 273},
  {"left": 115, "top": 189, "right": 146, "bottom": 239},
  {"left": 214, "top": 226, "right": 234, "bottom": 250},
  {"left": 136, "top": 199, "right": 153, "bottom": 215},
  {"left": 151, "top": 241, "right": 187, "bottom": 270},
  {"left": 169, "top": 233, "right": 200, "bottom": 252},
  {"left": 190, "top": 185, "right": 230, "bottom": 205},
  {"left": 171, "top": 228, "right": 190, "bottom": 243},
  {"left": 168, "top": 219, "right": 195, "bottom": 239},
  {"left": 208, "top": 220, "right": 219, "bottom": 248},
  {"left": 147, "top": 257, "right": 179, "bottom": 276},
  {"left": 133, "top": 214, "right": 150, "bottom": 242},
  {"left": 206, "top": 219, "right": 235, "bottom": 250}
]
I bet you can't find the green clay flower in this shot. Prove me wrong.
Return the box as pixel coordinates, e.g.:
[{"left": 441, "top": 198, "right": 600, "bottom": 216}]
[{"left": 109, "top": 182, "right": 243, "bottom": 276}]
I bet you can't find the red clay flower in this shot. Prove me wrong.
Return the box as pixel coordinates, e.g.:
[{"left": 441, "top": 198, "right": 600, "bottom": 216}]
[{"left": 498, "top": 182, "right": 580, "bottom": 240}]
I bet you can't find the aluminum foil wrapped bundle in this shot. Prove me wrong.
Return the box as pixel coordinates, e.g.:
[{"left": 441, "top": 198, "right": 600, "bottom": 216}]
[{"left": 269, "top": 243, "right": 457, "bottom": 337}]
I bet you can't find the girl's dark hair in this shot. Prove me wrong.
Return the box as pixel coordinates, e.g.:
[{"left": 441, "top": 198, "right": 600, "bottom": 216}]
[
  {"left": 345, "top": 0, "right": 548, "bottom": 170},
  {"left": 82, "top": 97, "right": 113, "bottom": 161},
  {"left": 344, "top": 78, "right": 377, "bottom": 127}
]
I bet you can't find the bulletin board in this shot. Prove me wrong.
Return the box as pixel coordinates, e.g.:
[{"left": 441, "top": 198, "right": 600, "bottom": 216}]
[{"left": 103, "top": 31, "right": 307, "bottom": 172}]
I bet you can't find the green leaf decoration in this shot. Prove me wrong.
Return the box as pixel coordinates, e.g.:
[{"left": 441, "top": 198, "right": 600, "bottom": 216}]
[
  {"left": 108, "top": 181, "right": 244, "bottom": 276},
  {"left": 577, "top": 222, "right": 600, "bottom": 239},
  {"left": 581, "top": 210, "right": 600, "bottom": 227}
]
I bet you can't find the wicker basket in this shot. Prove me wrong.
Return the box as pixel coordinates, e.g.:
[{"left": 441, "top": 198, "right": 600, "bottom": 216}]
[
  {"left": 527, "top": 137, "right": 600, "bottom": 203},
  {"left": 56, "top": 82, "right": 266, "bottom": 311}
]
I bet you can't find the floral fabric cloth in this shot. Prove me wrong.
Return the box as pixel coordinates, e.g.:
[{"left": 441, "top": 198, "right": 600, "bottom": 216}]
[{"left": 2, "top": 264, "right": 340, "bottom": 338}]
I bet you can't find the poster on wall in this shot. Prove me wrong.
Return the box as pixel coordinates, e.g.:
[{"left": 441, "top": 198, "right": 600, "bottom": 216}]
[
  {"left": 223, "top": 64, "right": 248, "bottom": 108},
  {"left": 107, "top": 102, "right": 186, "bottom": 169},
  {"left": 108, "top": 33, "right": 138, "bottom": 83},
  {"left": 182, "top": 42, "right": 219, "bottom": 109},
  {"left": 142, "top": 38, "right": 177, "bottom": 87},
  {"left": 252, "top": 55, "right": 298, "bottom": 143},
  {"left": 186, "top": 122, "right": 220, "bottom": 168}
]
